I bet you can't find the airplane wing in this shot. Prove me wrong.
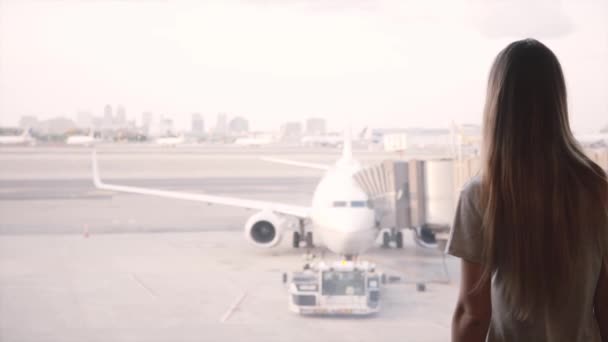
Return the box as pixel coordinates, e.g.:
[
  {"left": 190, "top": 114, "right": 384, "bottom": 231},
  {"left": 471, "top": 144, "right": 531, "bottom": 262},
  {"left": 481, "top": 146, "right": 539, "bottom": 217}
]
[
  {"left": 92, "top": 151, "right": 310, "bottom": 218},
  {"left": 259, "top": 157, "right": 330, "bottom": 170}
]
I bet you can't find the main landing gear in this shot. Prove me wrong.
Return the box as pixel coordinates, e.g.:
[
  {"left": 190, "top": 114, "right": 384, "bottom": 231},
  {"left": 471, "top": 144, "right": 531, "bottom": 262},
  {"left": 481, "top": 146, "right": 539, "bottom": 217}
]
[
  {"left": 293, "top": 219, "right": 314, "bottom": 248},
  {"left": 381, "top": 228, "right": 403, "bottom": 249},
  {"left": 292, "top": 232, "right": 314, "bottom": 248}
]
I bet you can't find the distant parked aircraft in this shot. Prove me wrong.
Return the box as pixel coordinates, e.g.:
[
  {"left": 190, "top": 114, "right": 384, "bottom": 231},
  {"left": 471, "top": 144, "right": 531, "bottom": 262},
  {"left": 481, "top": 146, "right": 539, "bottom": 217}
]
[
  {"left": 155, "top": 134, "right": 186, "bottom": 147},
  {"left": 0, "top": 128, "right": 35, "bottom": 146},
  {"left": 233, "top": 135, "right": 275, "bottom": 146},
  {"left": 301, "top": 127, "right": 373, "bottom": 148},
  {"left": 66, "top": 130, "right": 97, "bottom": 146}
]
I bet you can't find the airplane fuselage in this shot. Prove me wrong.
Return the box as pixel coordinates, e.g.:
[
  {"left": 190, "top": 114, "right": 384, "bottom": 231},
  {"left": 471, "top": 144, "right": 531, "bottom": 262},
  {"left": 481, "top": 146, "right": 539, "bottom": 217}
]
[{"left": 309, "top": 158, "right": 378, "bottom": 256}]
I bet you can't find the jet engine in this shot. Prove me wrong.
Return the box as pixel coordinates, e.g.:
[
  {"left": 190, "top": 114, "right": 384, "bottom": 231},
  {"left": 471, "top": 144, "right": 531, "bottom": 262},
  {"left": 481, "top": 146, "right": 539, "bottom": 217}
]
[{"left": 244, "top": 211, "right": 284, "bottom": 248}]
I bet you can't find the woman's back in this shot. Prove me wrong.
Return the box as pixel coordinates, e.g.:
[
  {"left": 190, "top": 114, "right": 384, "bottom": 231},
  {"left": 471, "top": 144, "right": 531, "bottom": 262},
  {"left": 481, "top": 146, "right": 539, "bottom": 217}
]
[
  {"left": 446, "top": 38, "right": 608, "bottom": 341},
  {"left": 449, "top": 176, "right": 606, "bottom": 341}
]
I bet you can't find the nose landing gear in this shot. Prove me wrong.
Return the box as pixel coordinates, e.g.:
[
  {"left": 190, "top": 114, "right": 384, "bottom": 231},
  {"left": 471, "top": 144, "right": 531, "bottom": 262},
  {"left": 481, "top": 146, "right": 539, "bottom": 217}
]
[{"left": 305, "top": 232, "right": 314, "bottom": 248}]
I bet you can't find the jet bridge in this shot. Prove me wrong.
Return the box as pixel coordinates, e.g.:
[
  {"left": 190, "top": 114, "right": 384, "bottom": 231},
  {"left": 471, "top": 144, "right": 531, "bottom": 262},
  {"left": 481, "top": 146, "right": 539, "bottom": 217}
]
[{"left": 354, "top": 159, "right": 469, "bottom": 250}]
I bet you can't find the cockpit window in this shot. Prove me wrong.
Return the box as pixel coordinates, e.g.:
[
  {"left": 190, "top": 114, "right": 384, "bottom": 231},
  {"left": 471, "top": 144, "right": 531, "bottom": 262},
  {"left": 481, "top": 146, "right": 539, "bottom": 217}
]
[
  {"left": 350, "top": 201, "right": 367, "bottom": 208},
  {"left": 333, "top": 200, "right": 373, "bottom": 208}
]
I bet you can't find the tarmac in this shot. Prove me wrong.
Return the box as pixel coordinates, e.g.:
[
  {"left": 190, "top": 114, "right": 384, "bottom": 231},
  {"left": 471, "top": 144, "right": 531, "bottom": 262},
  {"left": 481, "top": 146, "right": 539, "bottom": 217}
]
[{"left": 0, "top": 145, "right": 461, "bottom": 342}]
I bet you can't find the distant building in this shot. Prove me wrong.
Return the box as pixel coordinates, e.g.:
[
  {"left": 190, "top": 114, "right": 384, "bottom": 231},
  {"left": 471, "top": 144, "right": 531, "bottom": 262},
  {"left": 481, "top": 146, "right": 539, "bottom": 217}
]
[
  {"left": 382, "top": 133, "right": 408, "bottom": 152},
  {"left": 126, "top": 120, "right": 137, "bottom": 130},
  {"left": 37, "top": 117, "right": 78, "bottom": 136},
  {"left": 451, "top": 123, "right": 482, "bottom": 153},
  {"left": 115, "top": 105, "right": 126, "bottom": 127},
  {"left": 76, "top": 111, "right": 93, "bottom": 129},
  {"left": 228, "top": 116, "right": 249, "bottom": 134},
  {"left": 191, "top": 113, "right": 205, "bottom": 135},
  {"left": 306, "top": 117, "right": 326, "bottom": 135},
  {"left": 280, "top": 121, "right": 302, "bottom": 141},
  {"left": 92, "top": 117, "right": 103, "bottom": 131},
  {"left": 159, "top": 116, "right": 174, "bottom": 136},
  {"left": 457, "top": 124, "right": 482, "bottom": 136},
  {"left": 214, "top": 113, "right": 228, "bottom": 136},
  {"left": 141, "top": 112, "right": 153, "bottom": 134},
  {"left": 103, "top": 104, "right": 113, "bottom": 129},
  {"left": 382, "top": 128, "right": 452, "bottom": 152},
  {"left": 19, "top": 115, "right": 39, "bottom": 130}
]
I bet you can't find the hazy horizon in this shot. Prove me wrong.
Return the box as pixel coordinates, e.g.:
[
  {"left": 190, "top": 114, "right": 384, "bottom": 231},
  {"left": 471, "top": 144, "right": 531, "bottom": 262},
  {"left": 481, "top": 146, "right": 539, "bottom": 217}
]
[{"left": 0, "top": 0, "right": 606, "bottom": 132}]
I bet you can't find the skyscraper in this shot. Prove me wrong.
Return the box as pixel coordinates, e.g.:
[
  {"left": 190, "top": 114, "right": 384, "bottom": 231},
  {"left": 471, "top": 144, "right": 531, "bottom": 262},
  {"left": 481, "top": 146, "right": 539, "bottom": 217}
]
[
  {"left": 103, "top": 104, "right": 113, "bottom": 130},
  {"left": 306, "top": 117, "right": 326, "bottom": 135},
  {"left": 228, "top": 116, "right": 249, "bottom": 134},
  {"left": 214, "top": 113, "right": 228, "bottom": 136},
  {"left": 141, "top": 112, "right": 153, "bottom": 135},
  {"left": 115, "top": 105, "right": 126, "bottom": 127},
  {"left": 159, "top": 116, "right": 174, "bottom": 136},
  {"left": 191, "top": 113, "right": 205, "bottom": 136},
  {"left": 280, "top": 121, "right": 302, "bottom": 141}
]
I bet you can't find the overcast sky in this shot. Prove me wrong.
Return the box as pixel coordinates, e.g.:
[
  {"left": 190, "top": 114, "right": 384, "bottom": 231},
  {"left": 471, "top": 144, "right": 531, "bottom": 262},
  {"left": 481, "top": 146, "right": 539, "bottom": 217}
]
[{"left": 0, "top": 0, "right": 606, "bottom": 132}]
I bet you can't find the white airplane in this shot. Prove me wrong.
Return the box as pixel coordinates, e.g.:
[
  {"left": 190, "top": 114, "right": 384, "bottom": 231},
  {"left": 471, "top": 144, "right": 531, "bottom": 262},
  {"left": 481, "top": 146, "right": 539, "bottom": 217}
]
[
  {"left": 92, "top": 133, "right": 384, "bottom": 257},
  {"left": 300, "top": 134, "right": 343, "bottom": 147},
  {"left": 0, "top": 128, "right": 35, "bottom": 145},
  {"left": 233, "top": 135, "right": 275, "bottom": 147},
  {"left": 155, "top": 134, "right": 185, "bottom": 147},
  {"left": 66, "top": 130, "right": 97, "bottom": 146},
  {"left": 301, "top": 127, "right": 374, "bottom": 148}
]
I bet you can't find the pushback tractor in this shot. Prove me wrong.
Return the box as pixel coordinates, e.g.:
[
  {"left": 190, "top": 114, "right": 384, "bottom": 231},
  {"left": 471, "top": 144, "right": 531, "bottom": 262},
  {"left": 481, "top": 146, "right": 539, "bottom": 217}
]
[{"left": 286, "top": 260, "right": 381, "bottom": 315}]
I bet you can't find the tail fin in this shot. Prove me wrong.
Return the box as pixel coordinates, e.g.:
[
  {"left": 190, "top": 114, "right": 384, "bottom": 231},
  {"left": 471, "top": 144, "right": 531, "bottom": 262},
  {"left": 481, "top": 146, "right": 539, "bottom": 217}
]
[{"left": 358, "top": 127, "right": 368, "bottom": 140}]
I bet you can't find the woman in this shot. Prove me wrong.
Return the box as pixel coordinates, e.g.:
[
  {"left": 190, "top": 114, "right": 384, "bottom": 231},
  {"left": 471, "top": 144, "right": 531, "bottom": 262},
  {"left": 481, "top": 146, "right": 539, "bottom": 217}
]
[{"left": 446, "top": 38, "right": 608, "bottom": 341}]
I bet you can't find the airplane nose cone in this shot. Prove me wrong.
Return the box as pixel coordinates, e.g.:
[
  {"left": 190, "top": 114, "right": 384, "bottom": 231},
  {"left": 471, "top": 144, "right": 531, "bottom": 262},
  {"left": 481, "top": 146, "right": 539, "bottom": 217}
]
[{"left": 316, "top": 209, "right": 377, "bottom": 255}]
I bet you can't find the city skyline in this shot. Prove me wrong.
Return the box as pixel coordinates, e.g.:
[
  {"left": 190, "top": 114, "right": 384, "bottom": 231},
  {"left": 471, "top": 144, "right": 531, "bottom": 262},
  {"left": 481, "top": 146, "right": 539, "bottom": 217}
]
[
  {"left": 13, "top": 106, "right": 360, "bottom": 134},
  {"left": 1, "top": 0, "right": 606, "bottom": 133},
  {"left": 12, "top": 110, "right": 336, "bottom": 135}
]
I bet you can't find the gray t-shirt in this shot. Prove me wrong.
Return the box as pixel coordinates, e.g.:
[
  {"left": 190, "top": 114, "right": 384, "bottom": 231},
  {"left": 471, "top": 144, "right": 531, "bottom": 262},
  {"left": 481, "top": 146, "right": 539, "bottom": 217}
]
[{"left": 446, "top": 176, "right": 604, "bottom": 342}]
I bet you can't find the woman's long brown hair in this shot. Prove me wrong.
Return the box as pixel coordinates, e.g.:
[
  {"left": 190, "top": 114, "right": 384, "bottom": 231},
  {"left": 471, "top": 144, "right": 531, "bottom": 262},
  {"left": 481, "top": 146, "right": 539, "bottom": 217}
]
[{"left": 480, "top": 38, "right": 608, "bottom": 320}]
